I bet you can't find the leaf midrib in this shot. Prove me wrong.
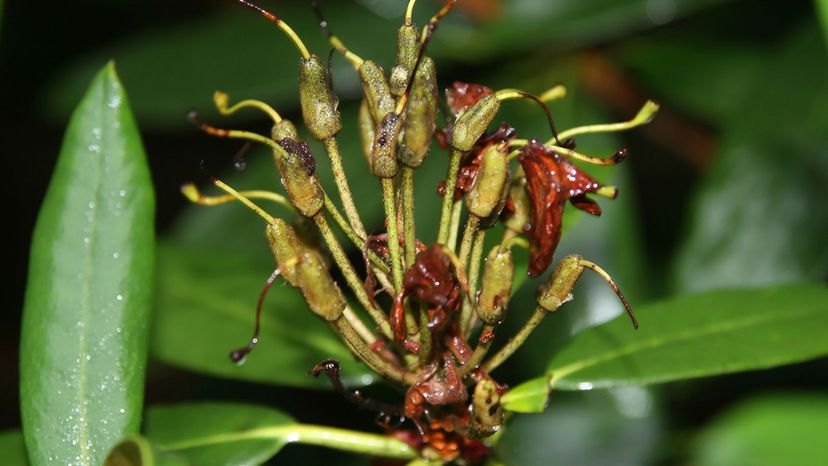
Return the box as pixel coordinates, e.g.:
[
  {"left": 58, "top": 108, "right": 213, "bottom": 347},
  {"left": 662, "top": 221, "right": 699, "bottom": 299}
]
[{"left": 550, "top": 304, "right": 818, "bottom": 385}]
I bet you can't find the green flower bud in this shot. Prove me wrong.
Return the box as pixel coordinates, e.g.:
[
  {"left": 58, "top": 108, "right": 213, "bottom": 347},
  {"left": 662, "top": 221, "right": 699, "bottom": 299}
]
[
  {"left": 470, "top": 379, "right": 503, "bottom": 438},
  {"left": 505, "top": 177, "right": 531, "bottom": 233},
  {"left": 265, "top": 219, "right": 345, "bottom": 321},
  {"left": 357, "top": 99, "right": 375, "bottom": 164},
  {"left": 271, "top": 119, "right": 298, "bottom": 142},
  {"left": 295, "top": 251, "right": 346, "bottom": 321},
  {"left": 399, "top": 56, "right": 438, "bottom": 168},
  {"left": 389, "top": 23, "right": 420, "bottom": 97},
  {"left": 536, "top": 255, "right": 584, "bottom": 312},
  {"left": 276, "top": 138, "right": 324, "bottom": 217},
  {"left": 370, "top": 113, "right": 402, "bottom": 178},
  {"left": 451, "top": 94, "right": 500, "bottom": 152},
  {"left": 265, "top": 219, "right": 303, "bottom": 286},
  {"left": 465, "top": 143, "right": 509, "bottom": 218},
  {"left": 359, "top": 60, "right": 395, "bottom": 123},
  {"left": 476, "top": 247, "right": 514, "bottom": 324},
  {"left": 299, "top": 55, "right": 342, "bottom": 140}
]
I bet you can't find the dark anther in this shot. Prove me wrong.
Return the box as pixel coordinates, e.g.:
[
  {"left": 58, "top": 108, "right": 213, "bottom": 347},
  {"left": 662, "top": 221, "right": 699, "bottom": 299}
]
[{"left": 308, "top": 359, "right": 404, "bottom": 416}]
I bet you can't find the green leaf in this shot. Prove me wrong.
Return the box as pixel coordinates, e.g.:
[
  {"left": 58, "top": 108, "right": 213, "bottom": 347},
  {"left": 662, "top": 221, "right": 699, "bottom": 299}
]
[
  {"left": 19, "top": 62, "right": 156, "bottom": 466},
  {"left": 151, "top": 242, "right": 374, "bottom": 388},
  {"left": 39, "top": 0, "right": 735, "bottom": 129},
  {"left": 0, "top": 430, "right": 28, "bottom": 466},
  {"left": 695, "top": 394, "right": 828, "bottom": 466},
  {"left": 495, "top": 390, "right": 660, "bottom": 466},
  {"left": 503, "top": 284, "right": 828, "bottom": 413},
  {"left": 105, "top": 403, "right": 416, "bottom": 466},
  {"left": 815, "top": 0, "right": 828, "bottom": 46}
]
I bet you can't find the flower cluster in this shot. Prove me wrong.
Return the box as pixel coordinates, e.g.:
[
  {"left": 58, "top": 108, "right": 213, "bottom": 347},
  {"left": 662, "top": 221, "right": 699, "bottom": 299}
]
[{"left": 184, "top": 0, "right": 655, "bottom": 463}]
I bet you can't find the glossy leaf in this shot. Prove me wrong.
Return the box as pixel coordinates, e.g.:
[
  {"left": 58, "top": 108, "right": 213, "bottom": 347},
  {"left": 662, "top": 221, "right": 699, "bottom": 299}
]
[
  {"left": 695, "top": 394, "right": 828, "bottom": 466},
  {"left": 105, "top": 403, "right": 416, "bottom": 466},
  {"left": 503, "top": 284, "right": 828, "bottom": 413},
  {"left": 496, "top": 390, "right": 660, "bottom": 466},
  {"left": 0, "top": 430, "right": 28, "bottom": 466},
  {"left": 151, "top": 243, "right": 374, "bottom": 388},
  {"left": 19, "top": 63, "right": 155, "bottom": 465}
]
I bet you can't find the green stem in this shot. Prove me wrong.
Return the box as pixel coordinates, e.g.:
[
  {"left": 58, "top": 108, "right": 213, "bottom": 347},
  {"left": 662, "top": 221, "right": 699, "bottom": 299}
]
[
  {"left": 459, "top": 323, "right": 495, "bottom": 377},
  {"left": 481, "top": 306, "right": 547, "bottom": 373},
  {"left": 447, "top": 200, "right": 463, "bottom": 252},
  {"left": 323, "top": 194, "right": 389, "bottom": 275},
  {"left": 437, "top": 148, "right": 463, "bottom": 244},
  {"left": 323, "top": 137, "right": 367, "bottom": 239},
  {"left": 331, "top": 316, "right": 416, "bottom": 385},
  {"left": 314, "top": 214, "right": 393, "bottom": 339},
  {"left": 381, "top": 178, "right": 404, "bottom": 291},
  {"left": 401, "top": 166, "right": 417, "bottom": 268},
  {"left": 418, "top": 303, "right": 431, "bottom": 365},
  {"left": 457, "top": 215, "right": 480, "bottom": 269},
  {"left": 461, "top": 229, "right": 486, "bottom": 335},
  {"left": 160, "top": 423, "right": 417, "bottom": 460}
]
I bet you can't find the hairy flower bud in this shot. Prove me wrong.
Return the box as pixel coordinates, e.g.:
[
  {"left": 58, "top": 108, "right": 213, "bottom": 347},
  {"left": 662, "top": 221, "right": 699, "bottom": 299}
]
[
  {"left": 536, "top": 255, "right": 584, "bottom": 312},
  {"left": 370, "top": 113, "right": 403, "bottom": 178},
  {"left": 476, "top": 247, "right": 514, "bottom": 325},
  {"left": 266, "top": 219, "right": 345, "bottom": 321},
  {"left": 359, "top": 60, "right": 396, "bottom": 123},
  {"left": 357, "top": 99, "right": 375, "bottom": 163},
  {"left": 451, "top": 94, "right": 500, "bottom": 152},
  {"left": 271, "top": 119, "right": 298, "bottom": 142},
  {"left": 276, "top": 138, "right": 324, "bottom": 217},
  {"left": 465, "top": 142, "right": 509, "bottom": 218},
  {"left": 399, "top": 56, "right": 438, "bottom": 168},
  {"left": 299, "top": 55, "right": 342, "bottom": 140},
  {"left": 470, "top": 379, "right": 503, "bottom": 438},
  {"left": 390, "top": 23, "right": 420, "bottom": 96}
]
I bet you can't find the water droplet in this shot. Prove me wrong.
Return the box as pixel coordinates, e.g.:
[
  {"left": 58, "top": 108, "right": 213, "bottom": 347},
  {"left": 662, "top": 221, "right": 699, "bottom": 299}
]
[
  {"left": 119, "top": 190, "right": 127, "bottom": 198},
  {"left": 83, "top": 237, "right": 90, "bottom": 245},
  {"left": 115, "top": 327, "right": 122, "bottom": 334},
  {"left": 88, "top": 201, "right": 96, "bottom": 209},
  {"left": 112, "top": 252, "right": 120, "bottom": 259},
  {"left": 88, "top": 144, "right": 100, "bottom": 153},
  {"left": 108, "top": 94, "right": 122, "bottom": 109},
  {"left": 119, "top": 408, "right": 126, "bottom": 414},
  {"left": 116, "top": 294, "right": 124, "bottom": 301}
]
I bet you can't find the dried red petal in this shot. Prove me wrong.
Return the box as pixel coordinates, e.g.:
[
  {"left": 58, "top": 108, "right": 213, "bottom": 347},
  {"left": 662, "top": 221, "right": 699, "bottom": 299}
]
[
  {"left": 518, "top": 141, "right": 605, "bottom": 276},
  {"left": 446, "top": 81, "right": 493, "bottom": 115}
]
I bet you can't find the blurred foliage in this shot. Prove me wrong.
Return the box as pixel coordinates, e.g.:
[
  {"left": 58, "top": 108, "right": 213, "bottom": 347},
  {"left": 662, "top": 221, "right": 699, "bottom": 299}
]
[
  {"left": 694, "top": 394, "right": 828, "bottom": 466},
  {"left": 4, "top": 0, "right": 828, "bottom": 464}
]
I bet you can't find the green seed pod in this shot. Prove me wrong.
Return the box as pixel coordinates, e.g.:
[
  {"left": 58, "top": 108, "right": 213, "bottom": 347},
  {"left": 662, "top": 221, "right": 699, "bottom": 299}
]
[
  {"left": 370, "top": 113, "right": 402, "bottom": 178},
  {"left": 295, "top": 251, "right": 346, "bottom": 321},
  {"left": 537, "top": 255, "right": 584, "bottom": 312},
  {"left": 389, "top": 23, "right": 420, "bottom": 96},
  {"left": 504, "top": 177, "right": 530, "bottom": 233},
  {"left": 271, "top": 119, "right": 298, "bottom": 142},
  {"left": 265, "top": 220, "right": 344, "bottom": 321},
  {"left": 476, "top": 247, "right": 514, "bottom": 324},
  {"left": 359, "top": 60, "right": 395, "bottom": 123},
  {"left": 299, "top": 55, "right": 342, "bottom": 140},
  {"left": 276, "top": 138, "right": 324, "bottom": 217},
  {"left": 451, "top": 94, "right": 501, "bottom": 152},
  {"left": 466, "top": 142, "right": 509, "bottom": 218},
  {"left": 265, "top": 219, "right": 303, "bottom": 286},
  {"left": 399, "top": 56, "right": 438, "bottom": 168},
  {"left": 470, "top": 379, "right": 503, "bottom": 438},
  {"left": 357, "top": 99, "right": 375, "bottom": 164}
]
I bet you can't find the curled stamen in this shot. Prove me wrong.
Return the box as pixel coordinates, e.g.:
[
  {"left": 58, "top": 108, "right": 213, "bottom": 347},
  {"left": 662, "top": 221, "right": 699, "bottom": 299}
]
[
  {"left": 308, "top": 359, "right": 405, "bottom": 417},
  {"left": 495, "top": 89, "right": 560, "bottom": 144},
  {"left": 556, "top": 99, "right": 660, "bottom": 141},
  {"left": 234, "top": 0, "right": 310, "bottom": 59},
  {"left": 213, "top": 90, "right": 282, "bottom": 123},
  {"left": 309, "top": 0, "right": 364, "bottom": 67},
  {"left": 580, "top": 259, "right": 638, "bottom": 329},
  {"left": 181, "top": 182, "right": 296, "bottom": 213},
  {"left": 230, "top": 268, "right": 282, "bottom": 363},
  {"left": 187, "top": 109, "right": 286, "bottom": 156}
]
